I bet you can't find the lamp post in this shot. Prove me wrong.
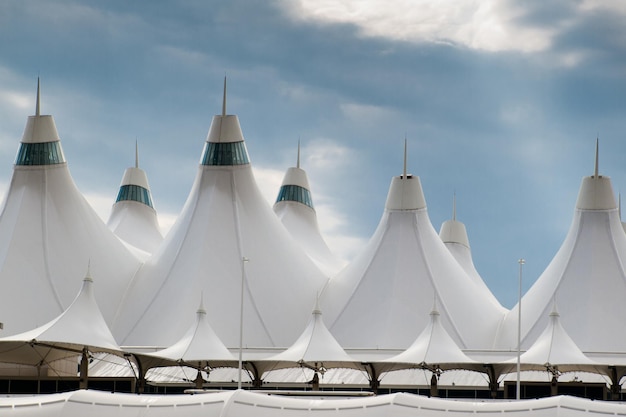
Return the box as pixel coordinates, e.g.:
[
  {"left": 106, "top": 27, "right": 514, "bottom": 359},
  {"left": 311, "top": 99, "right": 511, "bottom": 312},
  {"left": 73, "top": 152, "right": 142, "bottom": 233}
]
[
  {"left": 238, "top": 256, "right": 249, "bottom": 390},
  {"left": 516, "top": 258, "right": 525, "bottom": 400}
]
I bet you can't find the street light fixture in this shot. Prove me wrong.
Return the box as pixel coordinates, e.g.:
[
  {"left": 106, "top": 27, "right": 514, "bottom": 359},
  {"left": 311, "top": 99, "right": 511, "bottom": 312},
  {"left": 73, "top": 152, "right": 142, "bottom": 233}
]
[
  {"left": 516, "top": 258, "right": 525, "bottom": 400},
  {"left": 238, "top": 256, "right": 249, "bottom": 390}
]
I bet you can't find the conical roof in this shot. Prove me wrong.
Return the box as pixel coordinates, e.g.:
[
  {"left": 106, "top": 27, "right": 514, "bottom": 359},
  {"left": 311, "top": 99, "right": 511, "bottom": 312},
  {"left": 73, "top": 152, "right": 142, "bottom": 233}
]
[
  {"left": 515, "top": 304, "right": 599, "bottom": 372},
  {"left": 107, "top": 142, "right": 163, "bottom": 255},
  {"left": 113, "top": 82, "right": 328, "bottom": 348},
  {"left": 494, "top": 142, "right": 626, "bottom": 353},
  {"left": 0, "top": 81, "right": 141, "bottom": 335},
  {"left": 0, "top": 268, "right": 121, "bottom": 367},
  {"left": 322, "top": 151, "right": 507, "bottom": 350},
  {"left": 382, "top": 307, "right": 477, "bottom": 369},
  {"left": 273, "top": 142, "right": 343, "bottom": 275},
  {"left": 439, "top": 197, "right": 501, "bottom": 306},
  {"left": 257, "top": 299, "right": 358, "bottom": 376},
  {"left": 139, "top": 297, "right": 236, "bottom": 371}
]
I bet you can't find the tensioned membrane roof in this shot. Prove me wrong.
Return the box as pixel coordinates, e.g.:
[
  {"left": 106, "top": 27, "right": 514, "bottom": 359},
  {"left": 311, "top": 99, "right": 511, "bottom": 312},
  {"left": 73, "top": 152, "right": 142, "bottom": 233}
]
[
  {"left": 322, "top": 173, "right": 507, "bottom": 351},
  {"left": 0, "top": 84, "right": 141, "bottom": 335},
  {"left": 113, "top": 102, "right": 328, "bottom": 349},
  {"left": 494, "top": 154, "right": 626, "bottom": 353},
  {"left": 273, "top": 151, "right": 344, "bottom": 276}
]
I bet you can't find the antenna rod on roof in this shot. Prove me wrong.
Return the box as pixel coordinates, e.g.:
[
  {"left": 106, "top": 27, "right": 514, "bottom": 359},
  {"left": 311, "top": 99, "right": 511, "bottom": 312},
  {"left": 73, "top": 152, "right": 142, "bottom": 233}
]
[
  {"left": 297, "top": 139, "right": 301, "bottom": 169},
  {"left": 135, "top": 139, "right": 139, "bottom": 168},
  {"left": 36, "top": 77, "right": 41, "bottom": 116},
  {"left": 594, "top": 137, "right": 599, "bottom": 178},
  {"left": 403, "top": 137, "right": 407, "bottom": 179},
  {"left": 222, "top": 76, "right": 227, "bottom": 117},
  {"left": 453, "top": 192, "right": 457, "bottom": 221}
]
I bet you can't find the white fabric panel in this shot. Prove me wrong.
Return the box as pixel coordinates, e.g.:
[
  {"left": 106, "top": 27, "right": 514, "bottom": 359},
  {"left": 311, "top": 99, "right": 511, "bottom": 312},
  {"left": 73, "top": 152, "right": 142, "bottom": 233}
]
[
  {"left": 495, "top": 176, "right": 626, "bottom": 353},
  {"left": 274, "top": 201, "right": 343, "bottom": 276},
  {"left": 108, "top": 200, "right": 163, "bottom": 254},
  {"left": 0, "top": 164, "right": 140, "bottom": 336},
  {"left": 2, "top": 389, "right": 626, "bottom": 416},
  {"left": 324, "top": 206, "right": 507, "bottom": 351},
  {"left": 114, "top": 163, "right": 328, "bottom": 348}
]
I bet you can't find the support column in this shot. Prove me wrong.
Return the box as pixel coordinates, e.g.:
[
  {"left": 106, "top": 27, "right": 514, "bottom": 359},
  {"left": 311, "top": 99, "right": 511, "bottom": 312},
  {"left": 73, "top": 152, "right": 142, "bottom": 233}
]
[
  {"left": 430, "top": 372, "right": 438, "bottom": 398},
  {"left": 485, "top": 364, "right": 499, "bottom": 399},
  {"left": 79, "top": 347, "right": 89, "bottom": 390}
]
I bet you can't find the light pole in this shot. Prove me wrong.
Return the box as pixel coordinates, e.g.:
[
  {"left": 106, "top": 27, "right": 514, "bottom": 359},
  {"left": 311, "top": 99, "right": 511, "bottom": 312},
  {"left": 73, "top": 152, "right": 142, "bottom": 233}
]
[
  {"left": 238, "top": 256, "right": 249, "bottom": 390},
  {"left": 516, "top": 258, "right": 525, "bottom": 400}
]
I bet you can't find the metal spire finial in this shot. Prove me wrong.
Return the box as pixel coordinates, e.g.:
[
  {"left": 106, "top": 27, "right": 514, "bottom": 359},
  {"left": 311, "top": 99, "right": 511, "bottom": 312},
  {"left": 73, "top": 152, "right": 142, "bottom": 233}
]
[
  {"left": 594, "top": 137, "right": 599, "bottom": 178},
  {"left": 453, "top": 192, "right": 457, "bottom": 221},
  {"left": 297, "top": 139, "right": 301, "bottom": 169},
  {"left": 403, "top": 137, "right": 407, "bottom": 179},
  {"left": 135, "top": 139, "right": 139, "bottom": 168},
  {"left": 36, "top": 77, "right": 41, "bottom": 116},
  {"left": 222, "top": 76, "right": 227, "bottom": 117}
]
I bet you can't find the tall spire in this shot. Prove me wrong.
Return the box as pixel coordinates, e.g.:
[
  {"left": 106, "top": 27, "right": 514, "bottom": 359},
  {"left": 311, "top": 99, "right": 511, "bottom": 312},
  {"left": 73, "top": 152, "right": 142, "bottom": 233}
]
[
  {"left": 403, "top": 137, "right": 408, "bottom": 179},
  {"left": 594, "top": 137, "right": 599, "bottom": 178},
  {"left": 452, "top": 192, "right": 457, "bottom": 221},
  {"left": 297, "top": 139, "right": 301, "bottom": 169},
  {"left": 222, "top": 76, "right": 227, "bottom": 117},
  {"left": 135, "top": 139, "right": 139, "bottom": 168},
  {"left": 35, "top": 77, "right": 41, "bottom": 117}
]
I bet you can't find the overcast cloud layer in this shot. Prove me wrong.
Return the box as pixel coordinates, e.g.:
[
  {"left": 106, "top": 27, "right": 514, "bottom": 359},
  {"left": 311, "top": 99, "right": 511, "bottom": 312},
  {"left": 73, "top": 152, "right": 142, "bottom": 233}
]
[{"left": 1, "top": 0, "right": 626, "bottom": 307}]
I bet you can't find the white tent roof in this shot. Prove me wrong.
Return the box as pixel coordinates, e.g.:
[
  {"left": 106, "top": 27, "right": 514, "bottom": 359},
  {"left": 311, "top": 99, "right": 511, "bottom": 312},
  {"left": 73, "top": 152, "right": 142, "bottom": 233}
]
[
  {"left": 438, "top": 197, "right": 498, "bottom": 299},
  {"left": 107, "top": 143, "right": 163, "bottom": 255},
  {"left": 0, "top": 82, "right": 141, "bottom": 335},
  {"left": 0, "top": 269, "right": 121, "bottom": 366},
  {"left": 494, "top": 147, "right": 626, "bottom": 353},
  {"left": 322, "top": 172, "right": 507, "bottom": 350},
  {"left": 273, "top": 144, "right": 344, "bottom": 276},
  {"left": 382, "top": 307, "right": 479, "bottom": 372},
  {"left": 140, "top": 298, "right": 236, "bottom": 369},
  {"left": 502, "top": 304, "right": 601, "bottom": 375},
  {"left": 113, "top": 88, "right": 328, "bottom": 348},
  {"left": 258, "top": 301, "right": 359, "bottom": 376}
]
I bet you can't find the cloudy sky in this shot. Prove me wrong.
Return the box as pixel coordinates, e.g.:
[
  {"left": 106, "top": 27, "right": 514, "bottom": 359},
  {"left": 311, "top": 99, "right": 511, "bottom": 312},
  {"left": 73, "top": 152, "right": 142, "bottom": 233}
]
[{"left": 1, "top": 0, "right": 625, "bottom": 308}]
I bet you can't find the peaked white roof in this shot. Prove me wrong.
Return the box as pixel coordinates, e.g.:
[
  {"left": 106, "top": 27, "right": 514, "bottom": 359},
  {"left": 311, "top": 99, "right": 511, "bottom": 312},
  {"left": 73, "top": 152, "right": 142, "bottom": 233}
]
[
  {"left": 107, "top": 143, "right": 163, "bottom": 255},
  {"left": 494, "top": 146, "right": 626, "bottom": 353},
  {"left": 382, "top": 307, "right": 477, "bottom": 371},
  {"left": 0, "top": 82, "right": 141, "bottom": 335},
  {"left": 0, "top": 270, "right": 121, "bottom": 366},
  {"left": 509, "top": 304, "right": 600, "bottom": 373},
  {"left": 322, "top": 171, "right": 507, "bottom": 350},
  {"left": 113, "top": 89, "right": 328, "bottom": 348},
  {"left": 439, "top": 200, "right": 501, "bottom": 306},
  {"left": 149, "top": 299, "right": 235, "bottom": 363},
  {"left": 258, "top": 301, "right": 358, "bottom": 376},
  {"left": 273, "top": 144, "right": 344, "bottom": 275}
]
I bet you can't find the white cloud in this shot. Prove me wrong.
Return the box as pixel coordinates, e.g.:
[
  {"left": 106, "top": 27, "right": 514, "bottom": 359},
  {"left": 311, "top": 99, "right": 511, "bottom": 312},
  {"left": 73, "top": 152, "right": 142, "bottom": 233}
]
[
  {"left": 280, "top": 0, "right": 555, "bottom": 53},
  {"left": 579, "top": 1, "right": 626, "bottom": 15}
]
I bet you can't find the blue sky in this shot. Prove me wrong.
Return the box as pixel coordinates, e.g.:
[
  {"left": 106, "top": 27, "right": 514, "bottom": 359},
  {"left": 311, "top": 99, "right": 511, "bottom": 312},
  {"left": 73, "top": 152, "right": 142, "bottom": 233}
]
[{"left": 1, "top": 0, "right": 626, "bottom": 308}]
